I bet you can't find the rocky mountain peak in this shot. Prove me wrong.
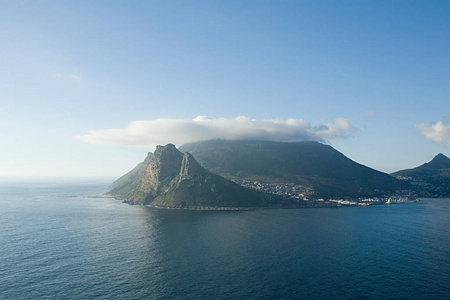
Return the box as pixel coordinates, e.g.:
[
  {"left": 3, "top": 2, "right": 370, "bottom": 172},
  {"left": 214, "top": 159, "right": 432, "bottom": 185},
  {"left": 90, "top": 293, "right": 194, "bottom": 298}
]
[
  {"left": 154, "top": 143, "right": 178, "bottom": 157},
  {"left": 109, "top": 142, "right": 267, "bottom": 207},
  {"left": 138, "top": 144, "right": 183, "bottom": 196},
  {"left": 143, "top": 152, "right": 153, "bottom": 163}
]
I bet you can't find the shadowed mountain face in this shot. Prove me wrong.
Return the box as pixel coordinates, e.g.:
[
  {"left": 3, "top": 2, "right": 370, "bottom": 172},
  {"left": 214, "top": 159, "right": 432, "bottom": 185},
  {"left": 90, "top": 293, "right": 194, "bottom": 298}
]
[
  {"left": 179, "top": 140, "right": 408, "bottom": 198},
  {"left": 392, "top": 153, "right": 450, "bottom": 197},
  {"left": 423, "top": 153, "right": 450, "bottom": 170},
  {"left": 109, "top": 144, "right": 268, "bottom": 207}
]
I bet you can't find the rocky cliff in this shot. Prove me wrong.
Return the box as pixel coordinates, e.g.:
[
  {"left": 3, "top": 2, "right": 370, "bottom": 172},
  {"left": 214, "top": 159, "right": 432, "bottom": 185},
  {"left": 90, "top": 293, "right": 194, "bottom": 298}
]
[{"left": 109, "top": 144, "right": 268, "bottom": 208}]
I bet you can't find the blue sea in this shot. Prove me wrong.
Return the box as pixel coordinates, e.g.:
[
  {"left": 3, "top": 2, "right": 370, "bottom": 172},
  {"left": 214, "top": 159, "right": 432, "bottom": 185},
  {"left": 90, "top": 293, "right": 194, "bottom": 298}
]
[{"left": 0, "top": 178, "right": 449, "bottom": 299}]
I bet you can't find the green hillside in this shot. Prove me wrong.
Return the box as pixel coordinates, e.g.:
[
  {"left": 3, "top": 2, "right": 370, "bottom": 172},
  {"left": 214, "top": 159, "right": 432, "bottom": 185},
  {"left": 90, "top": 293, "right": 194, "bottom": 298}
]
[
  {"left": 392, "top": 153, "right": 450, "bottom": 197},
  {"left": 179, "top": 139, "right": 408, "bottom": 198}
]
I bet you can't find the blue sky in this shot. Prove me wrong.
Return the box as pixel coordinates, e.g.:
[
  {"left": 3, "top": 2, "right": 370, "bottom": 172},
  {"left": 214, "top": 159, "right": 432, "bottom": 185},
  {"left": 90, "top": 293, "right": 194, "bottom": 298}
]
[{"left": 1, "top": 0, "right": 449, "bottom": 177}]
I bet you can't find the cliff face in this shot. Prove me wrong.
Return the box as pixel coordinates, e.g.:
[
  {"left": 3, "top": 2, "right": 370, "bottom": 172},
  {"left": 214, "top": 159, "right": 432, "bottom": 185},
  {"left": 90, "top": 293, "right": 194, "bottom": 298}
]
[
  {"left": 109, "top": 152, "right": 153, "bottom": 188},
  {"left": 179, "top": 152, "right": 203, "bottom": 181},
  {"left": 137, "top": 144, "right": 184, "bottom": 202},
  {"left": 109, "top": 144, "right": 267, "bottom": 208}
]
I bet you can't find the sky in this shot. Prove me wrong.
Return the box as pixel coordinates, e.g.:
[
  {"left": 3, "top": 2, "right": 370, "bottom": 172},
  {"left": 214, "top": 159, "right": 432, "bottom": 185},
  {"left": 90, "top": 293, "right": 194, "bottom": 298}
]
[{"left": 1, "top": 0, "right": 449, "bottom": 177}]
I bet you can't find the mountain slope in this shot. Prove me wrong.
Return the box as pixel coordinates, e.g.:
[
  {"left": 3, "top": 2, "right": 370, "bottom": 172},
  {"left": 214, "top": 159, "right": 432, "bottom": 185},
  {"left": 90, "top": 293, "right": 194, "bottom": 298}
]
[
  {"left": 392, "top": 153, "right": 450, "bottom": 196},
  {"left": 109, "top": 144, "right": 268, "bottom": 208},
  {"left": 392, "top": 153, "right": 450, "bottom": 177},
  {"left": 109, "top": 152, "right": 153, "bottom": 188},
  {"left": 179, "top": 139, "right": 408, "bottom": 198}
]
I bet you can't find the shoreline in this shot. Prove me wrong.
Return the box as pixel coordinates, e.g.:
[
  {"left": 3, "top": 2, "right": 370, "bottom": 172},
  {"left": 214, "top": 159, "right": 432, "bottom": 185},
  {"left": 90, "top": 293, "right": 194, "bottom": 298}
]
[
  {"left": 107, "top": 193, "right": 424, "bottom": 211},
  {"left": 138, "top": 200, "right": 424, "bottom": 211},
  {"left": 146, "top": 204, "right": 258, "bottom": 211}
]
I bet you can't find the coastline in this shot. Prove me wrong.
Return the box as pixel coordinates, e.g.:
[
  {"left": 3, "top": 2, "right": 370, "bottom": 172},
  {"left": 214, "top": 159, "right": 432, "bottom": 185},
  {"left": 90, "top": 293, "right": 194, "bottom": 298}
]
[
  {"left": 146, "top": 204, "right": 258, "bottom": 211},
  {"left": 107, "top": 193, "right": 424, "bottom": 211},
  {"left": 115, "top": 198, "right": 424, "bottom": 211}
]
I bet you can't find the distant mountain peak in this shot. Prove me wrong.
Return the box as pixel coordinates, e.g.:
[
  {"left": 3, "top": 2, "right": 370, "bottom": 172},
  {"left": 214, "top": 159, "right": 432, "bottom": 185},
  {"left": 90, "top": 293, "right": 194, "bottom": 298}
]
[
  {"left": 433, "top": 153, "right": 449, "bottom": 161},
  {"left": 109, "top": 143, "right": 267, "bottom": 207},
  {"left": 155, "top": 143, "right": 177, "bottom": 152},
  {"left": 427, "top": 153, "right": 450, "bottom": 169},
  {"left": 391, "top": 152, "right": 450, "bottom": 197}
]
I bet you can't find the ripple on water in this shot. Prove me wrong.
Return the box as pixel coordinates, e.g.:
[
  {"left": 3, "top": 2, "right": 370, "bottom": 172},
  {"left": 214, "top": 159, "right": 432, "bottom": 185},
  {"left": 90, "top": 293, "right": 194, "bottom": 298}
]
[{"left": 0, "top": 182, "right": 449, "bottom": 299}]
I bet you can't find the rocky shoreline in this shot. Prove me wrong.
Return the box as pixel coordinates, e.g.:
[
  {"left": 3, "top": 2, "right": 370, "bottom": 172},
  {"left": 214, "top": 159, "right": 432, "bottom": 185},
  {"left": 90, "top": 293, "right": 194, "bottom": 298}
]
[{"left": 111, "top": 197, "right": 423, "bottom": 211}]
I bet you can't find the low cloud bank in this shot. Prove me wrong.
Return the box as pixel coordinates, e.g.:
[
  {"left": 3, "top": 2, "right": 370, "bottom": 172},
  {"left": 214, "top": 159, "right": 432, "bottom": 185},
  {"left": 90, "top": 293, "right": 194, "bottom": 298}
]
[
  {"left": 416, "top": 120, "right": 450, "bottom": 147},
  {"left": 77, "top": 116, "right": 357, "bottom": 147}
]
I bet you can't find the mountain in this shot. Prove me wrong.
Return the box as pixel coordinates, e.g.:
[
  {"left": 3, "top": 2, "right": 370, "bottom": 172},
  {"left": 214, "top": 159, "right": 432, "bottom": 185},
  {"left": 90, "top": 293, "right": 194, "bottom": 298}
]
[
  {"left": 109, "top": 152, "right": 153, "bottom": 188},
  {"left": 179, "top": 139, "right": 408, "bottom": 198},
  {"left": 109, "top": 144, "right": 268, "bottom": 208},
  {"left": 392, "top": 153, "right": 450, "bottom": 197}
]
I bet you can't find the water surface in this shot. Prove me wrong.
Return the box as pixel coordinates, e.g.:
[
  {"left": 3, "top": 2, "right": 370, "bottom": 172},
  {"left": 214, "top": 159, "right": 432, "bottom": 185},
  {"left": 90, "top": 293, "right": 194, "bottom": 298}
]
[{"left": 0, "top": 178, "right": 449, "bottom": 299}]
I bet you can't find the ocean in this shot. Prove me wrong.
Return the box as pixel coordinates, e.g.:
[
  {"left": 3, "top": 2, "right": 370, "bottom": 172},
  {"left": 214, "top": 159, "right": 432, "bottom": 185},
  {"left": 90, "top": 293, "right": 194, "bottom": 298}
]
[{"left": 0, "top": 178, "right": 449, "bottom": 299}]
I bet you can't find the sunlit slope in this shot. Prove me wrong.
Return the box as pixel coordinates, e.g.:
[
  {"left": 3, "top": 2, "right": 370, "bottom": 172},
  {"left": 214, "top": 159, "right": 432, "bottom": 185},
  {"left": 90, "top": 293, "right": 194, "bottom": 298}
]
[{"left": 109, "top": 144, "right": 267, "bottom": 207}]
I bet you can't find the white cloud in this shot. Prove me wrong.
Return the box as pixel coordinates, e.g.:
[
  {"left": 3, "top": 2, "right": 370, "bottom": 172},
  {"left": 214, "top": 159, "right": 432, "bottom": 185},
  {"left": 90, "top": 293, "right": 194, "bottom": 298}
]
[
  {"left": 313, "top": 118, "right": 357, "bottom": 139},
  {"left": 52, "top": 73, "right": 84, "bottom": 83},
  {"left": 416, "top": 120, "right": 450, "bottom": 147},
  {"left": 77, "top": 116, "right": 358, "bottom": 147}
]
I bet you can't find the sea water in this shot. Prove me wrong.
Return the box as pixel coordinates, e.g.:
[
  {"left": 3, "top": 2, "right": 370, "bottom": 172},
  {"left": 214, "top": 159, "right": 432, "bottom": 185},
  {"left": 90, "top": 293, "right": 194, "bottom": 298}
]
[{"left": 0, "top": 178, "right": 449, "bottom": 299}]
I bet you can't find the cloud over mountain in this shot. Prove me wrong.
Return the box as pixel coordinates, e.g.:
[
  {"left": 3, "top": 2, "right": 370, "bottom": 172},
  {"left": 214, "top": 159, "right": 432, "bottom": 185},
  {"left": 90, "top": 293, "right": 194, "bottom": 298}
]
[
  {"left": 416, "top": 120, "right": 450, "bottom": 147},
  {"left": 77, "top": 116, "right": 357, "bottom": 147}
]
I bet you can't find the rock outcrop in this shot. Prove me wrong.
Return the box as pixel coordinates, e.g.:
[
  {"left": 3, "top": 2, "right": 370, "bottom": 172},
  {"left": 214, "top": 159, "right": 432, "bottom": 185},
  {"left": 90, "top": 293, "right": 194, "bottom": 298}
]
[{"left": 109, "top": 144, "right": 268, "bottom": 208}]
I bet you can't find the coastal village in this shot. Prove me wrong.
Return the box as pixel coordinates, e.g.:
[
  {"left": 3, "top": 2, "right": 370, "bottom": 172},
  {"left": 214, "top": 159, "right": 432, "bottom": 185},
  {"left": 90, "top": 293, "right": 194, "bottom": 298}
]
[{"left": 231, "top": 179, "right": 421, "bottom": 208}]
